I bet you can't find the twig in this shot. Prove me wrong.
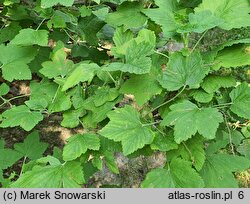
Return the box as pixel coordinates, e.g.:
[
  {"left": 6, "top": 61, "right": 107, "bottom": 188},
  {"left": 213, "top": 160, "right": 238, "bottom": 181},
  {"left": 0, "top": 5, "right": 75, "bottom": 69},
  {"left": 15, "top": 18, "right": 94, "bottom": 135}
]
[
  {"left": 190, "top": 30, "right": 208, "bottom": 53},
  {"left": 154, "top": 50, "right": 169, "bottom": 59},
  {"left": 36, "top": 18, "right": 46, "bottom": 31},
  {"left": 222, "top": 112, "right": 235, "bottom": 155},
  {"left": 144, "top": 85, "right": 186, "bottom": 116}
]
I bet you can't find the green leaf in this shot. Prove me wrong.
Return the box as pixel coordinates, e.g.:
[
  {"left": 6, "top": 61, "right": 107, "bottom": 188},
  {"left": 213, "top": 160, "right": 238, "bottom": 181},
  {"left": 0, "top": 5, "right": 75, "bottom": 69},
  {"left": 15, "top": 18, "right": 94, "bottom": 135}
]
[
  {"left": 201, "top": 75, "right": 236, "bottom": 93},
  {"left": 100, "top": 137, "right": 122, "bottom": 153},
  {"left": 195, "top": 0, "right": 250, "bottom": 30},
  {"left": 242, "top": 126, "right": 250, "bottom": 138},
  {"left": 79, "top": 6, "right": 92, "bottom": 17},
  {"left": 10, "top": 28, "right": 49, "bottom": 46},
  {"left": 111, "top": 27, "right": 134, "bottom": 58},
  {"left": 41, "top": 0, "right": 74, "bottom": 8},
  {"left": 0, "top": 22, "right": 22, "bottom": 44},
  {"left": 0, "top": 83, "right": 10, "bottom": 96},
  {"left": 62, "top": 63, "right": 100, "bottom": 91},
  {"left": 205, "top": 39, "right": 250, "bottom": 64},
  {"left": 141, "top": 158, "right": 204, "bottom": 188},
  {"left": 143, "top": 0, "right": 178, "bottom": 38},
  {"left": 190, "top": 89, "right": 214, "bottom": 103},
  {"left": 103, "top": 151, "right": 119, "bottom": 174},
  {"left": 0, "top": 105, "right": 43, "bottom": 131},
  {"left": 161, "top": 100, "right": 223, "bottom": 143},
  {"left": 206, "top": 130, "right": 229, "bottom": 155},
  {"left": 178, "top": 10, "right": 223, "bottom": 33},
  {"left": 168, "top": 136, "right": 205, "bottom": 171},
  {"left": 40, "top": 49, "right": 74, "bottom": 78},
  {"left": 106, "top": 2, "right": 147, "bottom": 29},
  {"left": 99, "top": 105, "right": 155, "bottom": 155},
  {"left": 63, "top": 134, "right": 100, "bottom": 161},
  {"left": 48, "top": 90, "right": 71, "bottom": 113},
  {"left": 93, "top": 87, "right": 119, "bottom": 107},
  {"left": 93, "top": 7, "right": 109, "bottom": 21},
  {"left": 103, "top": 41, "right": 153, "bottom": 74},
  {"left": 150, "top": 132, "right": 178, "bottom": 152},
  {"left": 82, "top": 97, "right": 122, "bottom": 128},
  {"left": 230, "top": 82, "right": 250, "bottom": 119},
  {"left": 200, "top": 154, "right": 250, "bottom": 187},
  {"left": 11, "top": 161, "right": 85, "bottom": 187},
  {"left": 212, "top": 44, "right": 250, "bottom": 70},
  {"left": 0, "top": 139, "right": 22, "bottom": 170},
  {"left": 120, "top": 74, "right": 162, "bottom": 106},
  {"left": 78, "top": 15, "right": 105, "bottom": 45},
  {"left": 159, "top": 52, "right": 208, "bottom": 91},
  {"left": 237, "top": 139, "right": 250, "bottom": 159},
  {"left": 92, "top": 155, "right": 103, "bottom": 171},
  {"left": 25, "top": 80, "right": 57, "bottom": 110},
  {"left": 14, "top": 131, "right": 48, "bottom": 160},
  {"left": 0, "top": 44, "right": 37, "bottom": 81},
  {"left": 104, "top": 29, "right": 155, "bottom": 74},
  {"left": 61, "top": 109, "right": 85, "bottom": 128}
]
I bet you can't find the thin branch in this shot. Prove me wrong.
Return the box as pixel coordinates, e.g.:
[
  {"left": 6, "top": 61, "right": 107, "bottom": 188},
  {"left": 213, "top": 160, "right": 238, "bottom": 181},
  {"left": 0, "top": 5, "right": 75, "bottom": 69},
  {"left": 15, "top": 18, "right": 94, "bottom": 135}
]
[
  {"left": 19, "top": 156, "right": 27, "bottom": 177},
  {"left": 154, "top": 50, "right": 169, "bottom": 59},
  {"left": 106, "top": 71, "right": 118, "bottom": 86},
  {"left": 182, "top": 142, "right": 195, "bottom": 164},
  {"left": 190, "top": 30, "right": 208, "bottom": 53},
  {"left": 36, "top": 18, "right": 46, "bottom": 31},
  {"left": 142, "top": 121, "right": 161, "bottom": 127},
  {"left": 222, "top": 112, "right": 235, "bottom": 155},
  {"left": 212, "top": 102, "right": 233, "bottom": 108},
  {"left": 145, "top": 85, "right": 186, "bottom": 116},
  {"left": 63, "top": 28, "right": 78, "bottom": 43}
]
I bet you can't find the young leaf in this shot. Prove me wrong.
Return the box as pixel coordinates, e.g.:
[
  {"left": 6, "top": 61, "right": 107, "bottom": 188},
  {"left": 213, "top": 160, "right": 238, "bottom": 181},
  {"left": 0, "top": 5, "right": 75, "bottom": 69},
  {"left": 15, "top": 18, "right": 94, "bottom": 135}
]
[
  {"left": 63, "top": 134, "right": 100, "bottom": 161},
  {"left": 14, "top": 131, "right": 48, "bottom": 160},
  {"left": 159, "top": 52, "right": 209, "bottom": 91},
  {"left": 161, "top": 100, "right": 223, "bottom": 143},
  {"left": 0, "top": 105, "right": 43, "bottom": 131},
  {"left": 230, "top": 82, "right": 250, "bottom": 119},
  {"left": 10, "top": 28, "right": 49, "bottom": 46},
  {"left": 200, "top": 154, "right": 250, "bottom": 187},
  {"left": 99, "top": 105, "right": 155, "bottom": 155},
  {"left": 141, "top": 158, "right": 204, "bottom": 188},
  {"left": 11, "top": 161, "right": 85, "bottom": 188}
]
